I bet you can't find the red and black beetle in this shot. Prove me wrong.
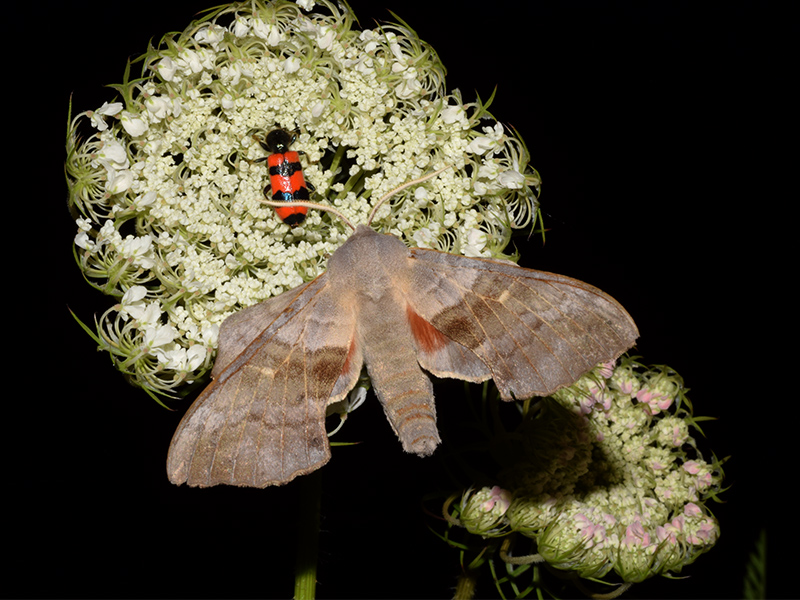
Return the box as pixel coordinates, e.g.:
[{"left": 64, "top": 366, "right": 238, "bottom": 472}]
[{"left": 260, "top": 128, "right": 310, "bottom": 226}]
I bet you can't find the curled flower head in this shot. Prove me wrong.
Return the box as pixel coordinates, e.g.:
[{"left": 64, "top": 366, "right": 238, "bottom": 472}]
[
  {"left": 536, "top": 504, "right": 618, "bottom": 579},
  {"left": 447, "top": 359, "right": 723, "bottom": 586},
  {"left": 457, "top": 486, "right": 513, "bottom": 537},
  {"left": 65, "top": 0, "right": 541, "bottom": 398}
]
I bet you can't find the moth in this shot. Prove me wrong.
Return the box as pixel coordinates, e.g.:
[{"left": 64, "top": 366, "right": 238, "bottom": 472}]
[{"left": 167, "top": 170, "right": 638, "bottom": 488}]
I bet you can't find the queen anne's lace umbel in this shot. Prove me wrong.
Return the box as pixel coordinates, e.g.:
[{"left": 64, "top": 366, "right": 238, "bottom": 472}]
[{"left": 65, "top": 0, "right": 540, "bottom": 397}]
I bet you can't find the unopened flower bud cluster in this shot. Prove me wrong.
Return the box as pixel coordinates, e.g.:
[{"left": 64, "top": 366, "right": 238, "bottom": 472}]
[
  {"left": 453, "top": 360, "right": 722, "bottom": 584},
  {"left": 65, "top": 0, "right": 540, "bottom": 395}
]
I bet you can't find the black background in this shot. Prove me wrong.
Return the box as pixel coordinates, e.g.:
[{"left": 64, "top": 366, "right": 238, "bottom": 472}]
[{"left": 12, "top": 1, "right": 791, "bottom": 597}]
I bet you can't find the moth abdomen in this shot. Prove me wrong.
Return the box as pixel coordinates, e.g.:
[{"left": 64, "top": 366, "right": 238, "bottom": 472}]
[
  {"left": 360, "top": 320, "right": 441, "bottom": 456},
  {"left": 366, "top": 357, "right": 441, "bottom": 455}
]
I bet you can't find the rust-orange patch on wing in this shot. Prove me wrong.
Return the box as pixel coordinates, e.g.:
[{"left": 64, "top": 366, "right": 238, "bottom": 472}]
[
  {"left": 340, "top": 334, "right": 359, "bottom": 376},
  {"left": 406, "top": 305, "right": 449, "bottom": 353}
]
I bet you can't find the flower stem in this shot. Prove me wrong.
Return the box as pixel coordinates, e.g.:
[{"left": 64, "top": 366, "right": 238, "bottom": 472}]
[
  {"left": 294, "top": 470, "right": 322, "bottom": 600},
  {"left": 453, "top": 570, "right": 477, "bottom": 600}
]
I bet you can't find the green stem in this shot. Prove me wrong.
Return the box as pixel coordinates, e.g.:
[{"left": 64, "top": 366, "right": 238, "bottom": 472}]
[
  {"left": 453, "top": 570, "right": 477, "bottom": 600},
  {"left": 293, "top": 470, "right": 322, "bottom": 600}
]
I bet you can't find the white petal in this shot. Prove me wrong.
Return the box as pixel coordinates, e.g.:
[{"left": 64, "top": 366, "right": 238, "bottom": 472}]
[
  {"left": 186, "top": 346, "right": 207, "bottom": 370},
  {"left": 317, "top": 26, "right": 334, "bottom": 50},
  {"left": 441, "top": 105, "right": 463, "bottom": 124},
  {"left": 467, "top": 136, "right": 494, "bottom": 155},
  {"left": 122, "top": 286, "right": 148, "bottom": 304},
  {"left": 145, "top": 324, "right": 177, "bottom": 348},
  {"left": 134, "top": 191, "right": 157, "bottom": 209},
  {"left": 97, "top": 102, "right": 123, "bottom": 116},
  {"left": 497, "top": 169, "right": 525, "bottom": 189},
  {"left": 100, "top": 140, "right": 128, "bottom": 166},
  {"left": 74, "top": 231, "right": 92, "bottom": 249},
  {"left": 157, "top": 57, "right": 177, "bottom": 81},
  {"left": 232, "top": 17, "right": 250, "bottom": 38},
  {"left": 106, "top": 170, "right": 134, "bottom": 194},
  {"left": 145, "top": 96, "right": 169, "bottom": 119},
  {"left": 140, "top": 302, "right": 163, "bottom": 325},
  {"left": 120, "top": 112, "right": 147, "bottom": 136},
  {"left": 284, "top": 56, "right": 301, "bottom": 74}
]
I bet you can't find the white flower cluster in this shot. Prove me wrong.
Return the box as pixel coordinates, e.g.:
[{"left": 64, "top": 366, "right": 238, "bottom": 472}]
[
  {"left": 65, "top": 0, "right": 541, "bottom": 395},
  {"left": 451, "top": 360, "right": 722, "bottom": 585}
]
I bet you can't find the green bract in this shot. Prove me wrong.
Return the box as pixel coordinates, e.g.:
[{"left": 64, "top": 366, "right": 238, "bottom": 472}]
[{"left": 65, "top": 0, "right": 540, "bottom": 397}]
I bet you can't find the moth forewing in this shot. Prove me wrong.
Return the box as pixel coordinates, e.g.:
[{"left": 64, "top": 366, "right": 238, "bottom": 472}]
[
  {"left": 404, "top": 246, "right": 639, "bottom": 399},
  {"left": 167, "top": 272, "right": 359, "bottom": 487},
  {"left": 209, "top": 277, "right": 325, "bottom": 376}
]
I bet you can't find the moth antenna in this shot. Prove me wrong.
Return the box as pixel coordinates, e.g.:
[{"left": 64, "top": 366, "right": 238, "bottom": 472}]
[
  {"left": 260, "top": 199, "right": 356, "bottom": 232},
  {"left": 367, "top": 165, "right": 452, "bottom": 226},
  {"left": 260, "top": 165, "right": 451, "bottom": 232}
]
